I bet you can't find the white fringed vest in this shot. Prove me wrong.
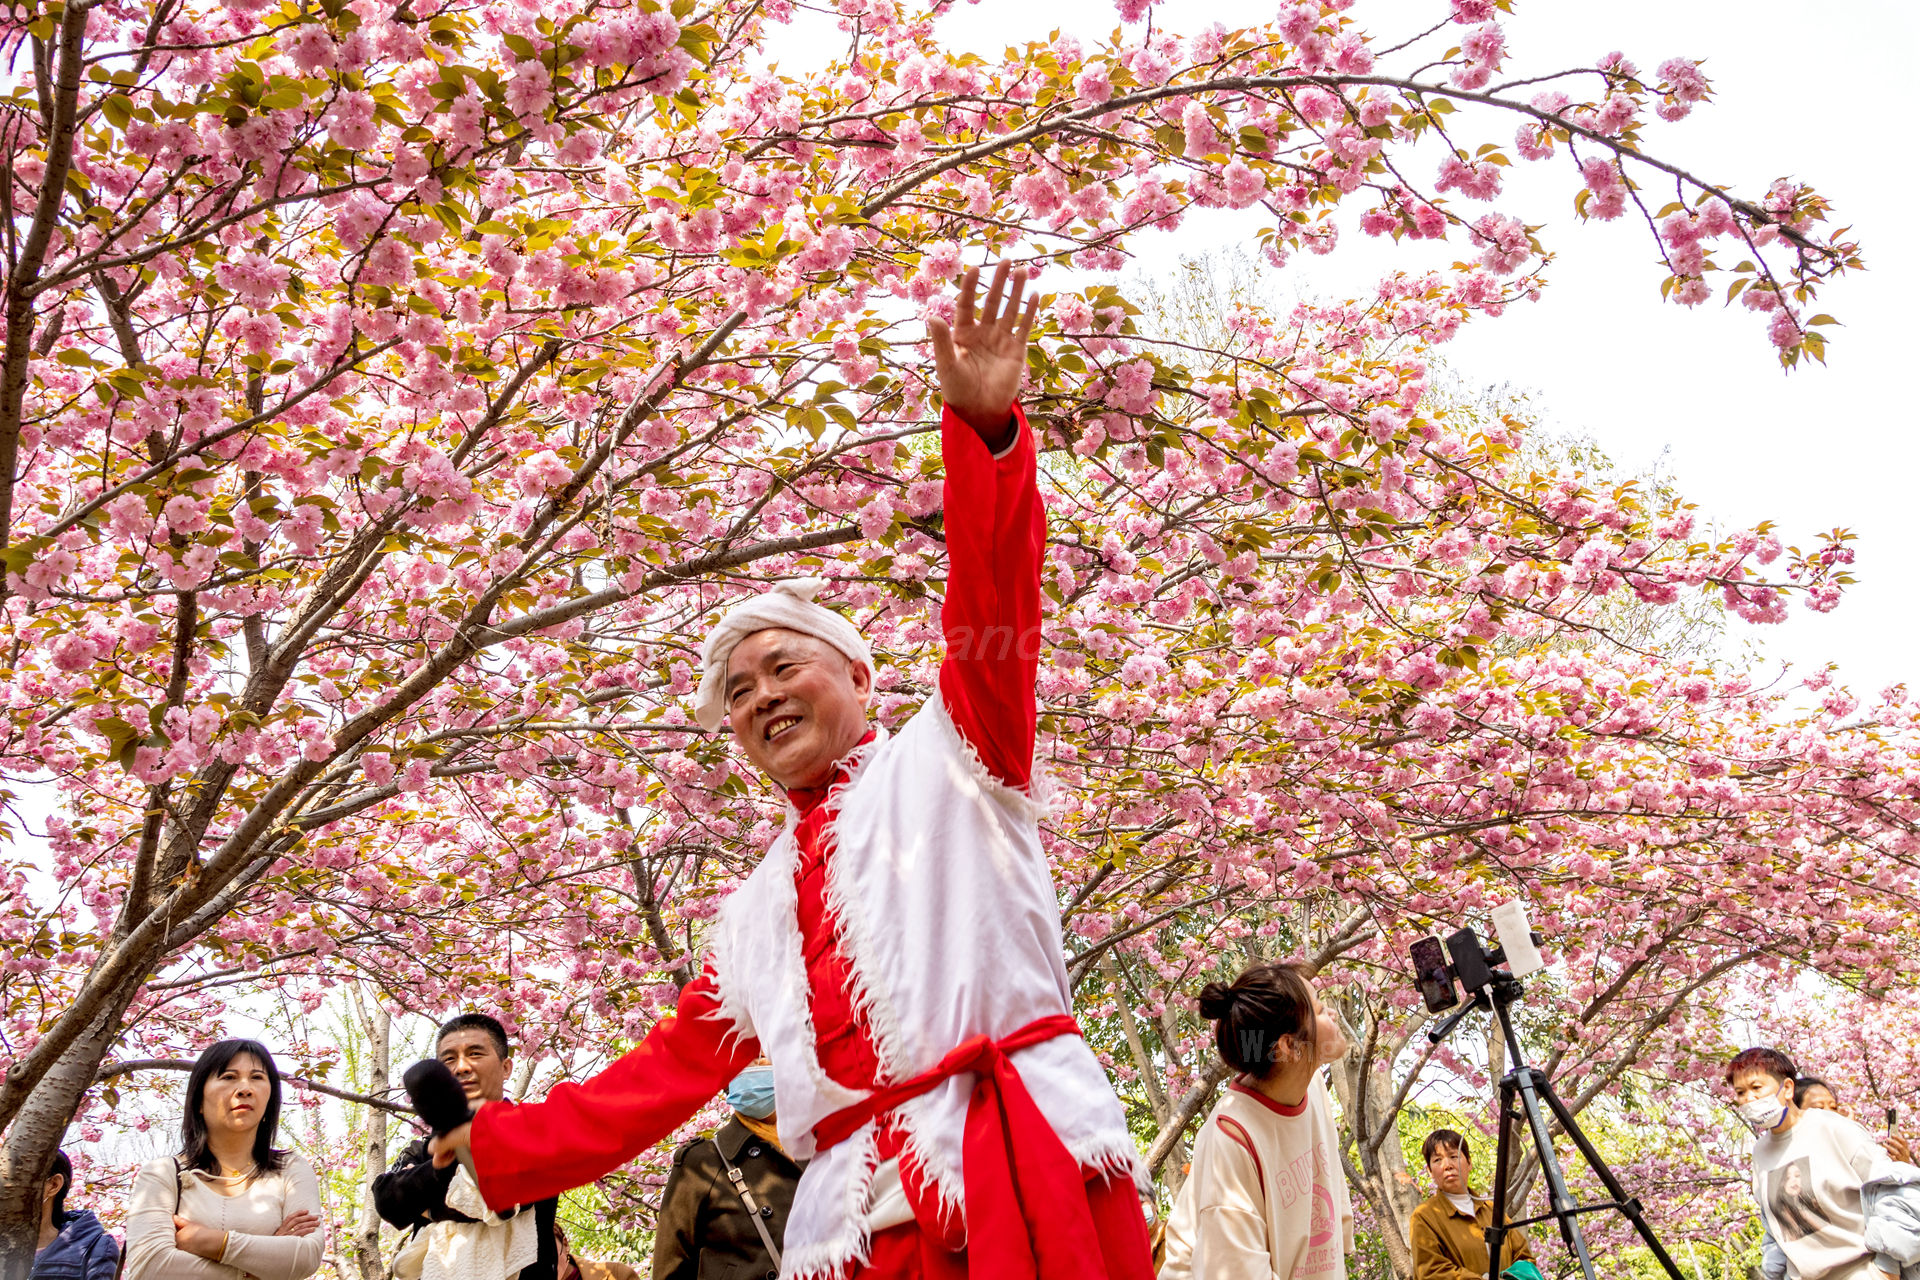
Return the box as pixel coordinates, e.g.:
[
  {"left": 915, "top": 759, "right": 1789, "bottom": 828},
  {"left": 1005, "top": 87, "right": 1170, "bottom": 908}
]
[{"left": 706, "top": 696, "right": 1141, "bottom": 1279}]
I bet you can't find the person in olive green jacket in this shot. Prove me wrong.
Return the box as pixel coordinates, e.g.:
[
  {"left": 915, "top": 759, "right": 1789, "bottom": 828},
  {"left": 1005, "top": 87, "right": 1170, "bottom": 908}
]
[
  {"left": 1407, "top": 1129, "right": 1537, "bottom": 1280},
  {"left": 652, "top": 1064, "right": 802, "bottom": 1280}
]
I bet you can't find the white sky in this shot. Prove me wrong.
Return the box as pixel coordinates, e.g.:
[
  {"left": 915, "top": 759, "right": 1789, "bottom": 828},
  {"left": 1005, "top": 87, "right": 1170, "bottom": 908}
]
[{"left": 883, "top": 0, "right": 1920, "bottom": 697}]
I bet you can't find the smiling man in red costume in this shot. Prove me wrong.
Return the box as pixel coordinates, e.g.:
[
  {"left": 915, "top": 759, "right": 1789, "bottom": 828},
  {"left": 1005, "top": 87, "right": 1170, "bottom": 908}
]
[{"left": 428, "top": 262, "right": 1152, "bottom": 1280}]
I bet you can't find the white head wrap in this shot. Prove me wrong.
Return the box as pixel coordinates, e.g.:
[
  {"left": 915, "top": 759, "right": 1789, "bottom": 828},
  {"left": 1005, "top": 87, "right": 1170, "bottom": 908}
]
[{"left": 693, "top": 578, "right": 873, "bottom": 731}]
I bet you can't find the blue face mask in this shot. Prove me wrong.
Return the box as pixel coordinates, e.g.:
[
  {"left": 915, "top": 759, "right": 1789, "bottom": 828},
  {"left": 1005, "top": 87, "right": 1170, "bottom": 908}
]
[{"left": 725, "top": 1065, "right": 777, "bottom": 1119}]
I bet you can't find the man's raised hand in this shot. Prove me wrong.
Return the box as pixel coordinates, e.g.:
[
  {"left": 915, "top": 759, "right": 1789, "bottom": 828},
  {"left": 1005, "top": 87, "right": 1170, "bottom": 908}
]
[{"left": 929, "top": 260, "right": 1040, "bottom": 450}]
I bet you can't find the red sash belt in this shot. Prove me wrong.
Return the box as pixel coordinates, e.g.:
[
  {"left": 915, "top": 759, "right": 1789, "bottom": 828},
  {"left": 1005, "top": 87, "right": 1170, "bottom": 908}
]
[{"left": 812, "top": 1013, "right": 1104, "bottom": 1280}]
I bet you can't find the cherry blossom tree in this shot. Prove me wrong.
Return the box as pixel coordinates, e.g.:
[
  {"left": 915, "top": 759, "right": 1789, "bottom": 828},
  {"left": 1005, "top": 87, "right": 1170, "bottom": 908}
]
[{"left": 0, "top": 0, "right": 1892, "bottom": 1271}]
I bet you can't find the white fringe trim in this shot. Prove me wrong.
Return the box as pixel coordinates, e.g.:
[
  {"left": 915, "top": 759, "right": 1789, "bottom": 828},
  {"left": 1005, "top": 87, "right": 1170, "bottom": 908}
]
[
  {"left": 1067, "top": 1132, "right": 1152, "bottom": 1196},
  {"left": 709, "top": 824, "right": 866, "bottom": 1162},
  {"left": 784, "top": 727, "right": 890, "bottom": 826},
  {"left": 800, "top": 724, "right": 914, "bottom": 1086},
  {"left": 699, "top": 981, "right": 758, "bottom": 1057},
  {"left": 705, "top": 857, "right": 769, "bottom": 1049},
  {"left": 926, "top": 693, "right": 1053, "bottom": 823},
  {"left": 765, "top": 842, "right": 838, "bottom": 1162},
  {"left": 816, "top": 836, "right": 912, "bottom": 1088},
  {"left": 891, "top": 1092, "right": 966, "bottom": 1223},
  {"left": 787, "top": 706, "right": 1051, "bottom": 1094},
  {"left": 781, "top": 1122, "right": 883, "bottom": 1280}
]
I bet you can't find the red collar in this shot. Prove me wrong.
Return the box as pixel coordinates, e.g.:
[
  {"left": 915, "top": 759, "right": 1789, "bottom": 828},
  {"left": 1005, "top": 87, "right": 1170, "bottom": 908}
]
[
  {"left": 785, "top": 729, "right": 878, "bottom": 814},
  {"left": 1230, "top": 1078, "right": 1309, "bottom": 1117}
]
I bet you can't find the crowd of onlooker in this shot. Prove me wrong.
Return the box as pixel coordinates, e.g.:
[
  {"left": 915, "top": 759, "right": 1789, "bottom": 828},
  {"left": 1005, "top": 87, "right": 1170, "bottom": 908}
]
[
  {"left": 28, "top": 1020, "right": 644, "bottom": 1280},
  {"left": 26, "top": 984, "right": 1920, "bottom": 1280},
  {"left": 1150, "top": 962, "right": 1920, "bottom": 1280}
]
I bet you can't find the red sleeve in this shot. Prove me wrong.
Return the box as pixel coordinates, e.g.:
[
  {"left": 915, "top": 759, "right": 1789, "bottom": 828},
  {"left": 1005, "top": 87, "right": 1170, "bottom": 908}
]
[
  {"left": 469, "top": 967, "right": 757, "bottom": 1209},
  {"left": 935, "top": 403, "right": 1045, "bottom": 790}
]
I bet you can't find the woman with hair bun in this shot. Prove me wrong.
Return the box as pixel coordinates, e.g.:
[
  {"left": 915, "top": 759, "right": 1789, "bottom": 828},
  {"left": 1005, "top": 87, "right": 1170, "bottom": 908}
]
[{"left": 1158, "top": 962, "right": 1355, "bottom": 1280}]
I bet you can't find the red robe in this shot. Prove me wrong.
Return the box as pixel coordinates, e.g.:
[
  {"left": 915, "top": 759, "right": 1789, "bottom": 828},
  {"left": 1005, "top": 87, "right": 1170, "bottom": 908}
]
[{"left": 470, "top": 406, "right": 1153, "bottom": 1280}]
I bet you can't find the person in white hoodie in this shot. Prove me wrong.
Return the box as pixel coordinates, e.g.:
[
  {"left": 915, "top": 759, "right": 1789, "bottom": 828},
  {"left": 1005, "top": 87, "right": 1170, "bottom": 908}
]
[
  {"left": 1727, "top": 1046, "right": 1920, "bottom": 1280},
  {"left": 1159, "top": 962, "right": 1354, "bottom": 1280}
]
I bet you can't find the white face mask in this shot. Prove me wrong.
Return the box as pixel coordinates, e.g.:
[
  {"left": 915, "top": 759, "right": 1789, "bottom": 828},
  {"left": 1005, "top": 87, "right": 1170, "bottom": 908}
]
[{"left": 1738, "top": 1090, "right": 1790, "bottom": 1133}]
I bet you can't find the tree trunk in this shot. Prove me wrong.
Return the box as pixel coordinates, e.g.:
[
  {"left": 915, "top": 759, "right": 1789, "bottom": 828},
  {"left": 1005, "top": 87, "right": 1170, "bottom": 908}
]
[
  {"left": 1102, "top": 953, "right": 1198, "bottom": 1204},
  {"left": 352, "top": 987, "right": 393, "bottom": 1280},
  {"left": 1145, "top": 1061, "right": 1231, "bottom": 1183},
  {"left": 0, "top": 992, "right": 141, "bottom": 1280},
  {"left": 1327, "top": 998, "right": 1425, "bottom": 1280}
]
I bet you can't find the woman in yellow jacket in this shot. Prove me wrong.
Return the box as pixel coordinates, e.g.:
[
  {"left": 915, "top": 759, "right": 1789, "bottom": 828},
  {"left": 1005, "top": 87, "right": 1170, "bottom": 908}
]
[{"left": 1406, "top": 1129, "right": 1536, "bottom": 1280}]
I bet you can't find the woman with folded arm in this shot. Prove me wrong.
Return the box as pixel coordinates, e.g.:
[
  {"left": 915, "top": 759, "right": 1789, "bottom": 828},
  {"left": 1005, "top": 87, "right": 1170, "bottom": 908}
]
[{"left": 124, "top": 1039, "right": 323, "bottom": 1280}]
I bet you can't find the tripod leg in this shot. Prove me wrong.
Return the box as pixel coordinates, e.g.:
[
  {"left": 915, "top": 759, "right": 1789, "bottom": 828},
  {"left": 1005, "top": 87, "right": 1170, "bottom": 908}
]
[
  {"left": 1488, "top": 1077, "right": 1516, "bottom": 1280},
  {"left": 1508, "top": 1066, "right": 1599, "bottom": 1280},
  {"left": 1534, "top": 1074, "right": 1689, "bottom": 1280}
]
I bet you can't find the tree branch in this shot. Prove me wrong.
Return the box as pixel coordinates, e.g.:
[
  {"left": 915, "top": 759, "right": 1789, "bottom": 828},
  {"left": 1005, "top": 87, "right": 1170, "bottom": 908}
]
[
  {"left": 95, "top": 1058, "right": 416, "bottom": 1115},
  {"left": 0, "top": 0, "right": 90, "bottom": 556}
]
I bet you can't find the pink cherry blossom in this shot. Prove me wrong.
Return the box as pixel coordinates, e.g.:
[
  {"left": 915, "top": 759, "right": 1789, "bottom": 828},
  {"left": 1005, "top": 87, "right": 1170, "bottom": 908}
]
[
  {"left": 1220, "top": 160, "right": 1266, "bottom": 208},
  {"left": 321, "top": 91, "right": 378, "bottom": 151},
  {"left": 516, "top": 450, "right": 574, "bottom": 496},
  {"left": 1469, "top": 213, "right": 1531, "bottom": 274},
  {"left": 1075, "top": 66, "right": 1113, "bottom": 104},
  {"left": 1436, "top": 154, "right": 1503, "bottom": 201}
]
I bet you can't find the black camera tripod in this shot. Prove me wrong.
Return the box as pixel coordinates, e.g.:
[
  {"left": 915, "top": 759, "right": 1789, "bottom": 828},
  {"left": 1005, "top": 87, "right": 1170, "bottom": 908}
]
[{"left": 1429, "top": 972, "right": 1687, "bottom": 1280}]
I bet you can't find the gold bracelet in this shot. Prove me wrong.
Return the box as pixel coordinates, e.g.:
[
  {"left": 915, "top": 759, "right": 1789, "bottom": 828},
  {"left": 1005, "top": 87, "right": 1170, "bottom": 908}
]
[{"left": 220, "top": 1230, "right": 231, "bottom": 1261}]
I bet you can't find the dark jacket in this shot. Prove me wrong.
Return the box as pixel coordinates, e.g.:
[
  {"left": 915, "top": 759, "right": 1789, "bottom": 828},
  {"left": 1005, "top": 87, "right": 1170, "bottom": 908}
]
[
  {"left": 373, "top": 1137, "right": 558, "bottom": 1280},
  {"left": 32, "top": 1210, "right": 120, "bottom": 1280},
  {"left": 653, "top": 1118, "right": 804, "bottom": 1280}
]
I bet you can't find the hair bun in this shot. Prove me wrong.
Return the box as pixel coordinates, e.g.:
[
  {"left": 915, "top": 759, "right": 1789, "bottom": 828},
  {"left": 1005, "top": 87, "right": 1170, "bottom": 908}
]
[{"left": 1197, "top": 981, "right": 1237, "bottom": 1021}]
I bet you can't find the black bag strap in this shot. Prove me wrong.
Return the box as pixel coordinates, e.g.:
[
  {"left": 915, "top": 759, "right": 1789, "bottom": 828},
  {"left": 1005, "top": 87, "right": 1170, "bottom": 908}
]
[{"left": 711, "top": 1139, "right": 781, "bottom": 1270}]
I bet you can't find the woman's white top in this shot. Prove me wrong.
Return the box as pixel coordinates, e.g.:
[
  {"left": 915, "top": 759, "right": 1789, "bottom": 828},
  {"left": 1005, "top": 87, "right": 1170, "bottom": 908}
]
[{"left": 124, "top": 1156, "right": 323, "bottom": 1280}]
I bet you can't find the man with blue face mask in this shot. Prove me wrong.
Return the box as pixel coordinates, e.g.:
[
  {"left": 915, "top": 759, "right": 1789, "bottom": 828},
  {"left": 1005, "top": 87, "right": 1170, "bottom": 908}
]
[{"left": 652, "top": 1061, "right": 803, "bottom": 1280}]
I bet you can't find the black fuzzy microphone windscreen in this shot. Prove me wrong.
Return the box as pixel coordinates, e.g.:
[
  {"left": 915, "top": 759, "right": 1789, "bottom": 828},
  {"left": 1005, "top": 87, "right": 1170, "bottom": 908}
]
[{"left": 403, "top": 1059, "right": 473, "bottom": 1135}]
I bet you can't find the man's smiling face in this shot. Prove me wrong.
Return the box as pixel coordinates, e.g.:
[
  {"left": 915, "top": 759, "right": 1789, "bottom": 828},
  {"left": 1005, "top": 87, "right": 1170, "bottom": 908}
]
[{"left": 725, "top": 628, "right": 872, "bottom": 790}]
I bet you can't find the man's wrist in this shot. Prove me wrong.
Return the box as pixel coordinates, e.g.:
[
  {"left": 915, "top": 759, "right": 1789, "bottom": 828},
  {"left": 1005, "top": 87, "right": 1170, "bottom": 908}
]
[
  {"left": 980, "top": 413, "right": 1019, "bottom": 455},
  {"left": 947, "top": 402, "right": 1018, "bottom": 451}
]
